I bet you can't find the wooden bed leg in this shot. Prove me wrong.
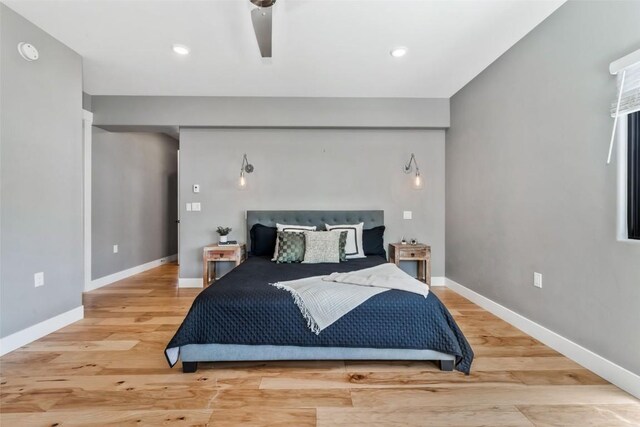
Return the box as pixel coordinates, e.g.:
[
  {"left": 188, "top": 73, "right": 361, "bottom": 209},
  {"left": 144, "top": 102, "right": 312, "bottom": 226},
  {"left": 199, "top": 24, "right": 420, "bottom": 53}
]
[
  {"left": 183, "top": 361, "right": 198, "bottom": 373},
  {"left": 439, "top": 360, "right": 454, "bottom": 372}
]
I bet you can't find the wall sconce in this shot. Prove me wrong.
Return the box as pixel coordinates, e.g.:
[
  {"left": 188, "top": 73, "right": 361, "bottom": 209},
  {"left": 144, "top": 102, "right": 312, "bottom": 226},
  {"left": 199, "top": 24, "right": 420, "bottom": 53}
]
[
  {"left": 403, "top": 153, "right": 424, "bottom": 190},
  {"left": 238, "top": 153, "right": 255, "bottom": 189}
]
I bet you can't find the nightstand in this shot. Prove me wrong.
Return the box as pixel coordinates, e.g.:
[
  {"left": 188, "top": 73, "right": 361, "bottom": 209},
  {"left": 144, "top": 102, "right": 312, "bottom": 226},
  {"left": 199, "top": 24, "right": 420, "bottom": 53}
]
[
  {"left": 388, "top": 242, "right": 431, "bottom": 286},
  {"left": 203, "top": 243, "right": 246, "bottom": 286}
]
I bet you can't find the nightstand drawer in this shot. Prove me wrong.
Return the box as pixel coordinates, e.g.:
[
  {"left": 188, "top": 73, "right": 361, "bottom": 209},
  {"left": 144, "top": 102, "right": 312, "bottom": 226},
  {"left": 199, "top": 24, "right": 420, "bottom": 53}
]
[
  {"left": 398, "top": 247, "right": 428, "bottom": 259},
  {"left": 206, "top": 250, "right": 236, "bottom": 261}
]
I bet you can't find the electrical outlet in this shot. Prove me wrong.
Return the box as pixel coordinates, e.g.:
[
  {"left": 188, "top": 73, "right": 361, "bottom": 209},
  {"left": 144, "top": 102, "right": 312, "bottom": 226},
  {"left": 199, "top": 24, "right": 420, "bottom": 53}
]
[
  {"left": 192, "top": 202, "right": 201, "bottom": 212},
  {"left": 34, "top": 272, "right": 44, "bottom": 287},
  {"left": 113, "top": 244, "right": 119, "bottom": 254},
  {"left": 186, "top": 203, "right": 192, "bottom": 211},
  {"left": 534, "top": 272, "right": 542, "bottom": 288},
  {"left": 193, "top": 184, "right": 200, "bottom": 193},
  {"left": 403, "top": 211, "right": 412, "bottom": 220}
]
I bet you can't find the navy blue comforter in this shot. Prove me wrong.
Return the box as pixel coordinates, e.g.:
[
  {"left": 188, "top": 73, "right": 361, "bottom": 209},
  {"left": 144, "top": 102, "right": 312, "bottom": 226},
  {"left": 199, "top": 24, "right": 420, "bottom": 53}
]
[{"left": 166, "top": 256, "right": 473, "bottom": 373}]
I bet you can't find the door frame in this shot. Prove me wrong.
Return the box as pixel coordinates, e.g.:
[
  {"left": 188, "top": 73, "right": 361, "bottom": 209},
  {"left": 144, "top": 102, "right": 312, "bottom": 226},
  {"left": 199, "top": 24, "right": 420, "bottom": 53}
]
[
  {"left": 177, "top": 148, "right": 180, "bottom": 264},
  {"left": 82, "top": 109, "right": 93, "bottom": 291}
]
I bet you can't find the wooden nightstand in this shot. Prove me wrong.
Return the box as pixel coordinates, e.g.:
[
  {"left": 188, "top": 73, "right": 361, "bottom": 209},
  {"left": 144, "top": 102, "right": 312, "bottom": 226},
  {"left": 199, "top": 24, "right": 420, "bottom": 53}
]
[
  {"left": 388, "top": 243, "right": 431, "bottom": 286},
  {"left": 203, "top": 243, "right": 246, "bottom": 286}
]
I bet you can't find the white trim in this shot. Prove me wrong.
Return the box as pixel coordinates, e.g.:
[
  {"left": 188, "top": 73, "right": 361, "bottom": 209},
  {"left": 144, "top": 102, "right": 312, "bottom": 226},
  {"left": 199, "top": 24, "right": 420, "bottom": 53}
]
[
  {"left": 82, "top": 110, "right": 93, "bottom": 291},
  {"left": 87, "top": 255, "right": 177, "bottom": 291},
  {"left": 617, "top": 117, "right": 629, "bottom": 240},
  {"left": 177, "top": 149, "right": 180, "bottom": 264},
  {"left": 0, "top": 306, "right": 84, "bottom": 356},
  {"left": 444, "top": 278, "right": 640, "bottom": 399},
  {"left": 430, "top": 276, "right": 445, "bottom": 286},
  {"left": 178, "top": 278, "right": 203, "bottom": 288}
]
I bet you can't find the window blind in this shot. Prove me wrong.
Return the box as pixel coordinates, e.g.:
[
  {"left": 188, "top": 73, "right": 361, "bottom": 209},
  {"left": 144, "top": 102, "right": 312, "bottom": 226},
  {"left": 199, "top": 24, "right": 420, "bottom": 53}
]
[
  {"left": 607, "top": 49, "right": 640, "bottom": 164},
  {"left": 610, "top": 64, "right": 640, "bottom": 117}
]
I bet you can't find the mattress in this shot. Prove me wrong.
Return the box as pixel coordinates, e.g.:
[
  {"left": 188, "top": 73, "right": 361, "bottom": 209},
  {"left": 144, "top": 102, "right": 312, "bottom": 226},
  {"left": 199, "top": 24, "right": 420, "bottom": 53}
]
[{"left": 165, "top": 256, "right": 473, "bottom": 373}]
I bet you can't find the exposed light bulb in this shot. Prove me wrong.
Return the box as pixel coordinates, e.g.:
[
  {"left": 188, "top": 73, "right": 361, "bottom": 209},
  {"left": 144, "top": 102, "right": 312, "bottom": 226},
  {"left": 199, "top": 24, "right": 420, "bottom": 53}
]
[
  {"left": 413, "top": 170, "right": 424, "bottom": 190},
  {"left": 239, "top": 172, "right": 247, "bottom": 189}
]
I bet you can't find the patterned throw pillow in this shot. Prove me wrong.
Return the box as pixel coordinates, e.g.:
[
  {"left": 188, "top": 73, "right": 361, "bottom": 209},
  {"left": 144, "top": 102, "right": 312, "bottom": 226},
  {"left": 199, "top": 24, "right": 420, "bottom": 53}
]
[
  {"left": 275, "top": 231, "right": 306, "bottom": 263},
  {"left": 302, "top": 230, "right": 342, "bottom": 264},
  {"left": 272, "top": 224, "right": 317, "bottom": 261}
]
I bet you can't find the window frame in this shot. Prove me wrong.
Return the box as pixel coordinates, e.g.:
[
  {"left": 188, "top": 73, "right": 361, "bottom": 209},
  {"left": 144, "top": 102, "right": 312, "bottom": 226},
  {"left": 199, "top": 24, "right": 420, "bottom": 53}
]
[
  {"left": 617, "top": 111, "right": 640, "bottom": 242},
  {"left": 627, "top": 111, "right": 640, "bottom": 240}
]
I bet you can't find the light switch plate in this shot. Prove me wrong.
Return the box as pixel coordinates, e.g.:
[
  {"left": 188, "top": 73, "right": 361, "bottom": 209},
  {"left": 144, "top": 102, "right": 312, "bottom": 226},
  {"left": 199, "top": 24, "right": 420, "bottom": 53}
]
[
  {"left": 186, "top": 203, "right": 192, "bottom": 211},
  {"left": 534, "top": 272, "right": 542, "bottom": 288},
  {"left": 113, "top": 244, "right": 118, "bottom": 254},
  {"left": 193, "top": 184, "right": 200, "bottom": 193},
  {"left": 403, "top": 211, "right": 412, "bottom": 220},
  {"left": 192, "top": 202, "right": 201, "bottom": 212},
  {"left": 34, "top": 272, "right": 44, "bottom": 287}
]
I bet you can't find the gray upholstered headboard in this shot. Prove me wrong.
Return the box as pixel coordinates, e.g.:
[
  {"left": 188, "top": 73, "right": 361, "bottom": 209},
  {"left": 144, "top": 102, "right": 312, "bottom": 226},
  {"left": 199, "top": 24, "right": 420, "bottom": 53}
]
[{"left": 246, "top": 210, "right": 384, "bottom": 253}]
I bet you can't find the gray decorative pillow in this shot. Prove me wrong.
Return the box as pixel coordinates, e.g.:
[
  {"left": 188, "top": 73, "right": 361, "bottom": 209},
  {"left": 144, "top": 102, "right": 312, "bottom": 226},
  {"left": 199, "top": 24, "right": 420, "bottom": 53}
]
[
  {"left": 275, "top": 231, "right": 306, "bottom": 263},
  {"left": 302, "top": 230, "right": 342, "bottom": 264}
]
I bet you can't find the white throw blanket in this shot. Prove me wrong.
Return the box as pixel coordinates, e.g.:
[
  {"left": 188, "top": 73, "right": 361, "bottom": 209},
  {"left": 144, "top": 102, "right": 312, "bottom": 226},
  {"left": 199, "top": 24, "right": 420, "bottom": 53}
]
[{"left": 270, "top": 263, "right": 429, "bottom": 334}]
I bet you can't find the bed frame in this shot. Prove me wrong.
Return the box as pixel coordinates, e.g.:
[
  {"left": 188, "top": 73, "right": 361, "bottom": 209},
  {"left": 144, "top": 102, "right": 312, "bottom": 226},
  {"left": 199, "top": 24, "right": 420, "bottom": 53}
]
[{"left": 180, "top": 210, "right": 456, "bottom": 372}]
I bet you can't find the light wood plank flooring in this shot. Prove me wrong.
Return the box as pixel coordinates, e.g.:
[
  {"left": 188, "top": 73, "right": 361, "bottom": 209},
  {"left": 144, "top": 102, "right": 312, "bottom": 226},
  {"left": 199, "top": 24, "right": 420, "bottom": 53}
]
[{"left": 1, "top": 263, "right": 638, "bottom": 426}]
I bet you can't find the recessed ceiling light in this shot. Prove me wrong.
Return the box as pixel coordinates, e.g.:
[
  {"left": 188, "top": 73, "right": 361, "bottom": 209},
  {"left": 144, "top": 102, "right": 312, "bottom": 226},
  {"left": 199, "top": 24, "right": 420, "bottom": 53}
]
[
  {"left": 390, "top": 47, "right": 407, "bottom": 58},
  {"left": 172, "top": 44, "right": 190, "bottom": 55}
]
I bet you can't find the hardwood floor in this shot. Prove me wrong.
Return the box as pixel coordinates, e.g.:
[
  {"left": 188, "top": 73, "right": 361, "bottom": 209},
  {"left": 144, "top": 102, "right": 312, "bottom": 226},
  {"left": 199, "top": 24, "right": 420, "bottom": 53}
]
[{"left": 1, "top": 263, "right": 638, "bottom": 426}]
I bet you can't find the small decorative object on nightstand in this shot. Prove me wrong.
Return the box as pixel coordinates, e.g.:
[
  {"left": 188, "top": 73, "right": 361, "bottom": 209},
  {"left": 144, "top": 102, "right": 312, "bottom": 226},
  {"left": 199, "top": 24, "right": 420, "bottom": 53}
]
[
  {"left": 216, "top": 226, "right": 232, "bottom": 244},
  {"left": 389, "top": 242, "right": 431, "bottom": 285},
  {"left": 203, "top": 243, "right": 246, "bottom": 286}
]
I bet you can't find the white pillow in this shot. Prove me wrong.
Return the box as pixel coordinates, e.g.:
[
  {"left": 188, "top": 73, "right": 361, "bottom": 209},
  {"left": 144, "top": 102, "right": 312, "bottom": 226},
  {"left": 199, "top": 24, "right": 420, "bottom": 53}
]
[
  {"left": 272, "top": 223, "right": 317, "bottom": 261},
  {"left": 325, "top": 222, "right": 366, "bottom": 259}
]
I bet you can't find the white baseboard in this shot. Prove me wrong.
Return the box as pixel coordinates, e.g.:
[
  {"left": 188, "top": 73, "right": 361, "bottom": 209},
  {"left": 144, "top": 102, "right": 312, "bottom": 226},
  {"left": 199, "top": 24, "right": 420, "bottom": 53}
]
[
  {"left": 430, "top": 276, "right": 445, "bottom": 286},
  {"left": 87, "top": 254, "right": 177, "bottom": 291},
  {"left": 444, "top": 278, "right": 640, "bottom": 399},
  {"left": 0, "top": 306, "right": 84, "bottom": 356},
  {"left": 179, "top": 278, "right": 203, "bottom": 288}
]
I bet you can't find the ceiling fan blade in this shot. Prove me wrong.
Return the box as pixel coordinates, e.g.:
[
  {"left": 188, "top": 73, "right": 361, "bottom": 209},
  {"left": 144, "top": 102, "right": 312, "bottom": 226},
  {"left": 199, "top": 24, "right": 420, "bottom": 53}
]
[{"left": 250, "top": 6, "right": 272, "bottom": 58}]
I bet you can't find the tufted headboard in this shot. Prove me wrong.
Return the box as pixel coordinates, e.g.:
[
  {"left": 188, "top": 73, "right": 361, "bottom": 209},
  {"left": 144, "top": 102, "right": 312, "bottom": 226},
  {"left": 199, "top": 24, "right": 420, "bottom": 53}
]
[{"left": 246, "top": 210, "right": 384, "bottom": 253}]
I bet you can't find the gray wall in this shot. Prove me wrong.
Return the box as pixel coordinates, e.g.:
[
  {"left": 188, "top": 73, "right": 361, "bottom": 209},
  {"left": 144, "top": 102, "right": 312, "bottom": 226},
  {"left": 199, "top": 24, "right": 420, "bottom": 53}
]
[
  {"left": 179, "top": 128, "right": 445, "bottom": 279},
  {"left": 82, "top": 92, "right": 92, "bottom": 112},
  {"left": 446, "top": 0, "right": 640, "bottom": 375},
  {"left": 92, "top": 96, "right": 449, "bottom": 129},
  {"left": 0, "top": 4, "right": 83, "bottom": 336},
  {"left": 92, "top": 129, "right": 178, "bottom": 279}
]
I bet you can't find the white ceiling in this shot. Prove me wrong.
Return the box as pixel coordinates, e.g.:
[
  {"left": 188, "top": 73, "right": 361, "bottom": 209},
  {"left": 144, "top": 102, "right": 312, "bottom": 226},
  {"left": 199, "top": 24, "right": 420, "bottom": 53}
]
[{"left": 4, "top": 0, "right": 565, "bottom": 98}]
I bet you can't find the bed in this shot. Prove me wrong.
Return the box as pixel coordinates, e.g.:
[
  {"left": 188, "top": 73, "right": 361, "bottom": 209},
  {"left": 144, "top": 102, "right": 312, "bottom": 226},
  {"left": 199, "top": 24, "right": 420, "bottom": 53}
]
[{"left": 165, "top": 210, "right": 473, "bottom": 374}]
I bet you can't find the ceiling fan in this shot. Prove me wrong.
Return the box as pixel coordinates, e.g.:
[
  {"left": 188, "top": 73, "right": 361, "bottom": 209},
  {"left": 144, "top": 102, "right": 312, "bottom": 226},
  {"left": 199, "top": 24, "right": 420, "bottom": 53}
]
[{"left": 249, "top": 0, "right": 276, "bottom": 57}]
